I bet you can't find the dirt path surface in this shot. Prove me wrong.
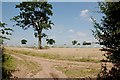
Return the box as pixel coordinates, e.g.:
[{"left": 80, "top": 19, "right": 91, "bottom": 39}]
[
  {"left": 10, "top": 53, "right": 67, "bottom": 78},
  {"left": 10, "top": 53, "right": 101, "bottom": 78}
]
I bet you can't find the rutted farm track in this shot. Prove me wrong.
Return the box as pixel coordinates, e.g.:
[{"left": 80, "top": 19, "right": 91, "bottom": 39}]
[{"left": 9, "top": 53, "right": 67, "bottom": 78}]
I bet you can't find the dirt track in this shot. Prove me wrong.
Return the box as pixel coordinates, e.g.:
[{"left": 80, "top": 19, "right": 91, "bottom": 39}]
[
  {"left": 10, "top": 53, "right": 67, "bottom": 78},
  {"left": 9, "top": 50, "right": 101, "bottom": 78}
]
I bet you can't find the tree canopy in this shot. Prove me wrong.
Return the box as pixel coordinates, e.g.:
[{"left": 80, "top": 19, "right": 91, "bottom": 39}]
[
  {"left": 11, "top": 2, "right": 53, "bottom": 49},
  {"left": 82, "top": 41, "right": 91, "bottom": 46},
  {"left": 46, "top": 38, "right": 55, "bottom": 45},
  {"left": 92, "top": 2, "right": 120, "bottom": 79},
  {"left": 72, "top": 40, "right": 78, "bottom": 45},
  {"left": 21, "top": 39, "right": 27, "bottom": 44},
  {"left": 0, "top": 21, "right": 13, "bottom": 40}
]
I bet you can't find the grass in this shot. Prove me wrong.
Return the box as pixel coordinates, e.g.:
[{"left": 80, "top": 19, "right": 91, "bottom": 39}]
[
  {"left": 3, "top": 54, "right": 17, "bottom": 71},
  {"left": 3, "top": 53, "right": 42, "bottom": 78},
  {"left": 64, "top": 56, "right": 100, "bottom": 63},
  {"left": 5, "top": 48, "right": 100, "bottom": 63},
  {"left": 6, "top": 49, "right": 60, "bottom": 60},
  {"left": 54, "top": 65, "right": 100, "bottom": 78},
  {"left": 2, "top": 54, "right": 17, "bottom": 79},
  {"left": 17, "top": 59, "right": 41, "bottom": 75}
]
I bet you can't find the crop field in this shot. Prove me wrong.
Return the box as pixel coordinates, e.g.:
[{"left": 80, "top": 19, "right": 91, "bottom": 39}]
[{"left": 3, "top": 47, "right": 111, "bottom": 78}]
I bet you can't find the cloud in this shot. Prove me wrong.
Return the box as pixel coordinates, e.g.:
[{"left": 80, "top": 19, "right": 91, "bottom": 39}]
[
  {"left": 80, "top": 9, "right": 93, "bottom": 22},
  {"left": 80, "top": 9, "right": 89, "bottom": 17},
  {"left": 76, "top": 32, "right": 87, "bottom": 37},
  {"left": 69, "top": 29, "right": 74, "bottom": 32}
]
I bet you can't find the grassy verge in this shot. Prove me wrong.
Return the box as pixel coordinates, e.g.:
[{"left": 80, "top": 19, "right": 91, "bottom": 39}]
[
  {"left": 3, "top": 53, "right": 42, "bottom": 78},
  {"left": 5, "top": 48, "right": 100, "bottom": 63},
  {"left": 2, "top": 54, "right": 17, "bottom": 79},
  {"left": 54, "top": 65, "right": 100, "bottom": 78}
]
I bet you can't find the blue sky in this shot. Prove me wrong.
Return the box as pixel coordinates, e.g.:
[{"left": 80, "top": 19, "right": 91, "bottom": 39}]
[{"left": 2, "top": 2, "right": 102, "bottom": 47}]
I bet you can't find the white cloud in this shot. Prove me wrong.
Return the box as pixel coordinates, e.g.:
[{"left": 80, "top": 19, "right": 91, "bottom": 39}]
[
  {"left": 80, "top": 9, "right": 93, "bottom": 22},
  {"left": 76, "top": 32, "right": 87, "bottom": 37},
  {"left": 80, "top": 9, "right": 89, "bottom": 17},
  {"left": 69, "top": 29, "right": 74, "bottom": 32}
]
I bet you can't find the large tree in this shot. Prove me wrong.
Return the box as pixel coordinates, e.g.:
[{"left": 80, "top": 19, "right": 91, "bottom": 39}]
[
  {"left": 92, "top": 2, "right": 120, "bottom": 79},
  {"left": 11, "top": 2, "right": 53, "bottom": 49}
]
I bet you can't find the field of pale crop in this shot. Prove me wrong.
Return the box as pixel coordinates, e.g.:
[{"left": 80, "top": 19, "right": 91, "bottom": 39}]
[{"left": 6, "top": 47, "right": 105, "bottom": 61}]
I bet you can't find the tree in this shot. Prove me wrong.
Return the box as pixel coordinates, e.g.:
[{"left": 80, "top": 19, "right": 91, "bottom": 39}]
[
  {"left": 46, "top": 38, "right": 55, "bottom": 46},
  {"left": 92, "top": 2, "right": 120, "bottom": 79},
  {"left": 72, "top": 40, "right": 77, "bottom": 45},
  {"left": 77, "top": 43, "right": 80, "bottom": 46},
  {"left": 82, "top": 41, "right": 91, "bottom": 46},
  {"left": 31, "top": 0, "right": 47, "bottom": 2},
  {"left": 21, "top": 39, "right": 27, "bottom": 47},
  {"left": 11, "top": 2, "right": 53, "bottom": 49},
  {"left": 0, "top": 21, "right": 13, "bottom": 47},
  {"left": 92, "top": 41, "right": 99, "bottom": 44},
  {"left": 0, "top": 21, "right": 13, "bottom": 40},
  {"left": 21, "top": 39, "right": 27, "bottom": 44}
]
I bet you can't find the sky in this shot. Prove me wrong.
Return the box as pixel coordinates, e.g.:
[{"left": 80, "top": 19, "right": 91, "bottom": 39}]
[{"left": 1, "top": 2, "right": 103, "bottom": 47}]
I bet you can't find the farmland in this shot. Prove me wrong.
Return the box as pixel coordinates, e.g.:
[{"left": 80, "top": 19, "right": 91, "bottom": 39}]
[{"left": 4, "top": 47, "right": 108, "bottom": 78}]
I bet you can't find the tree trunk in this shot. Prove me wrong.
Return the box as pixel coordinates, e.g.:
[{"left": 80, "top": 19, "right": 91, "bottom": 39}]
[{"left": 38, "top": 33, "right": 42, "bottom": 49}]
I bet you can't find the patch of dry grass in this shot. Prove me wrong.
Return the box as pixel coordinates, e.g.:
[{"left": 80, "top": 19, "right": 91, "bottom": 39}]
[
  {"left": 19, "top": 60, "right": 41, "bottom": 75},
  {"left": 54, "top": 64, "right": 100, "bottom": 78},
  {"left": 6, "top": 47, "right": 104, "bottom": 60},
  {"left": 5, "top": 47, "right": 101, "bottom": 63}
]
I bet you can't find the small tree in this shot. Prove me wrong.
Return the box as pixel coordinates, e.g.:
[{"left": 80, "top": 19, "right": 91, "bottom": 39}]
[
  {"left": 72, "top": 40, "right": 77, "bottom": 46},
  {"left": 64, "top": 44, "right": 67, "bottom": 48},
  {"left": 77, "top": 43, "right": 80, "bottom": 45},
  {"left": 46, "top": 38, "right": 55, "bottom": 47},
  {"left": 11, "top": 2, "right": 53, "bottom": 49},
  {"left": 82, "top": 41, "right": 91, "bottom": 47},
  {"left": 21, "top": 39, "right": 27, "bottom": 47}
]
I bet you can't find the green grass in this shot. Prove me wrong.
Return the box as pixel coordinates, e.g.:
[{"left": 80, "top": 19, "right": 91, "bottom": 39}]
[
  {"left": 3, "top": 54, "right": 17, "bottom": 72},
  {"left": 3, "top": 53, "right": 42, "bottom": 78},
  {"left": 2, "top": 54, "right": 17, "bottom": 79},
  {"left": 55, "top": 65, "right": 100, "bottom": 78},
  {"left": 5, "top": 48, "right": 100, "bottom": 63}
]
